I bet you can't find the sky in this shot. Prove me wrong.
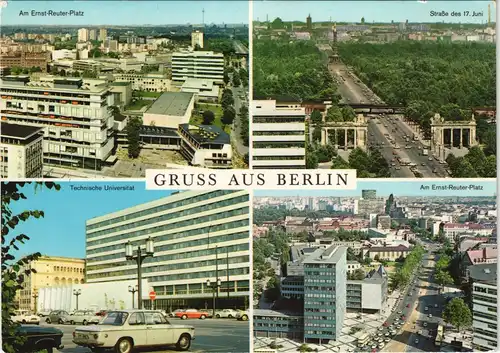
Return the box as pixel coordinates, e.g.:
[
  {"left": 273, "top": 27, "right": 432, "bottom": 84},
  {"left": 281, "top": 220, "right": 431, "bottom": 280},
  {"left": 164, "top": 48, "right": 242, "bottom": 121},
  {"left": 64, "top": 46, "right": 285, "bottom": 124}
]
[
  {"left": 5, "top": 182, "right": 174, "bottom": 260},
  {"left": 254, "top": 180, "right": 497, "bottom": 197},
  {"left": 1, "top": 1, "right": 249, "bottom": 26},
  {"left": 253, "top": 1, "right": 495, "bottom": 24}
]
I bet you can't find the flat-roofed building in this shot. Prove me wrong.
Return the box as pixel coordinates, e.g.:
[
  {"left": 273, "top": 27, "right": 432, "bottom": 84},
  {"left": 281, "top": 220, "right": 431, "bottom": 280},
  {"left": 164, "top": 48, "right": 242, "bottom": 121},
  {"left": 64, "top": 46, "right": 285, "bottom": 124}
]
[
  {"left": 73, "top": 60, "right": 103, "bottom": 72},
  {"left": 252, "top": 100, "right": 306, "bottom": 169},
  {"left": 172, "top": 51, "right": 224, "bottom": 84},
  {"left": 254, "top": 309, "right": 304, "bottom": 340},
  {"left": 15, "top": 256, "right": 85, "bottom": 312},
  {"left": 178, "top": 124, "right": 232, "bottom": 169},
  {"left": 78, "top": 28, "right": 89, "bottom": 42},
  {"left": 113, "top": 72, "right": 171, "bottom": 92},
  {"left": 85, "top": 190, "right": 250, "bottom": 309},
  {"left": 0, "top": 75, "right": 114, "bottom": 170},
  {"left": 181, "top": 78, "right": 219, "bottom": 102},
  {"left": 469, "top": 263, "right": 497, "bottom": 352},
  {"left": 99, "top": 28, "right": 107, "bottom": 41},
  {"left": 142, "top": 92, "right": 195, "bottom": 129},
  {"left": 0, "top": 122, "right": 44, "bottom": 178}
]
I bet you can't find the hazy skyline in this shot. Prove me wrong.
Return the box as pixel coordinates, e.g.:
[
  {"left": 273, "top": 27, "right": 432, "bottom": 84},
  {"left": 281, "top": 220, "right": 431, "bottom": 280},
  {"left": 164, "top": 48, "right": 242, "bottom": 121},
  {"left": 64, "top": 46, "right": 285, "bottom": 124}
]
[
  {"left": 254, "top": 180, "right": 497, "bottom": 197},
  {"left": 253, "top": 1, "right": 495, "bottom": 24},
  {"left": 1, "top": 1, "right": 249, "bottom": 26}
]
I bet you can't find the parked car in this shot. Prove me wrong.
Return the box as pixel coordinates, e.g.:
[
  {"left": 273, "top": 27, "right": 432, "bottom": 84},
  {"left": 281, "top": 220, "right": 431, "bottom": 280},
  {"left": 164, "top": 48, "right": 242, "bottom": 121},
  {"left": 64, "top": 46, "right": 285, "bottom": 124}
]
[
  {"left": 214, "top": 309, "right": 238, "bottom": 318},
  {"left": 11, "top": 310, "right": 40, "bottom": 325},
  {"left": 174, "top": 309, "right": 210, "bottom": 320},
  {"left": 235, "top": 310, "right": 249, "bottom": 321},
  {"left": 46, "top": 310, "right": 70, "bottom": 324},
  {"left": 167, "top": 309, "right": 186, "bottom": 318},
  {"left": 72, "top": 310, "right": 195, "bottom": 353},
  {"left": 63, "top": 310, "right": 101, "bottom": 325},
  {"left": 95, "top": 310, "right": 108, "bottom": 317},
  {"left": 4, "top": 325, "right": 64, "bottom": 353},
  {"left": 37, "top": 310, "right": 52, "bottom": 317}
]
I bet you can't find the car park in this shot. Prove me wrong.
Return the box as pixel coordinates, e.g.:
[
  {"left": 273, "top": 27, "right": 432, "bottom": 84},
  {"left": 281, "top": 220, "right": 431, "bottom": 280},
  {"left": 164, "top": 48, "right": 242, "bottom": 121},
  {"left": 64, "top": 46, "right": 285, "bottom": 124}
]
[
  {"left": 174, "top": 309, "right": 210, "bottom": 320},
  {"left": 11, "top": 310, "right": 40, "bottom": 325},
  {"left": 72, "top": 310, "right": 195, "bottom": 353}
]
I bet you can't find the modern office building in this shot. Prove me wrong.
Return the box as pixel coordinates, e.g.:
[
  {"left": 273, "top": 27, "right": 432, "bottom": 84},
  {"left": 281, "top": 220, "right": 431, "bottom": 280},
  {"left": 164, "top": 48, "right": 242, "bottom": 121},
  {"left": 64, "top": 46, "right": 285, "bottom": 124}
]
[
  {"left": 191, "top": 31, "right": 204, "bottom": 49},
  {"left": 0, "top": 76, "right": 115, "bottom": 170},
  {"left": 142, "top": 92, "right": 195, "bottom": 129},
  {"left": 172, "top": 51, "right": 225, "bottom": 84},
  {"left": 254, "top": 309, "right": 304, "bottom": 339},
  {"left": 85, "top": 190, "right": 250, "bottom": 309},
  {"left": 113, "top": 72, "right": 171, "bottom": 92},
  {"left": 178, "top": 124, "right": 232, "bottom": 168},
  {"left": 16, "top": 256, "right": 85, "bottom": 311},
  {"left": 469, "top": 263, "right": 497, "bottom": 352},
  {"left": 78, "top": 28, "right": 89, "bottom": 42},
  {"left": 0, "top": 122, "right": 44, "bottom": 178},
  {"left": 303, "top": 246, "right": 347, "bottom": 343},
  {"left": 346, "top": 266, "right": 388, "bottom": 312},
  {"left": 252, "top": 100, "right": 306, "bottom": 169}
]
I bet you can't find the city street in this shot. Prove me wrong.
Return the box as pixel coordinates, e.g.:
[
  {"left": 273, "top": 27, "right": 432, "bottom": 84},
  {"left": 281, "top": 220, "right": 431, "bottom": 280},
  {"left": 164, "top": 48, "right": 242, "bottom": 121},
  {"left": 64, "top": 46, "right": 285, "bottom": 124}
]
[
  {"left": 43, "top": 318, "right": 249, "bottom": 353},
  {"left": 230, "top": 83, "right": 249, "bottom": 156}
]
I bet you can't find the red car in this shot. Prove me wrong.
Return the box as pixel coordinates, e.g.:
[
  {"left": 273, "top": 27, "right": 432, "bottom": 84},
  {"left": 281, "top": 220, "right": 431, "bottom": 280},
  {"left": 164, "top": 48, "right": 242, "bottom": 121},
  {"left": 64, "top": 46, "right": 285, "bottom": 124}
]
[
  {"left": 383, "top": 321, "right": 389, "bottom": 327},
  {"left": 95, "top": 310, "right": 107, "bottom": 317},
  {"left": 406, "top": 304, "right": 410, "bottom": 308},
  {"left": 174, "top": 309, "right": 210, "bottom": 320}
]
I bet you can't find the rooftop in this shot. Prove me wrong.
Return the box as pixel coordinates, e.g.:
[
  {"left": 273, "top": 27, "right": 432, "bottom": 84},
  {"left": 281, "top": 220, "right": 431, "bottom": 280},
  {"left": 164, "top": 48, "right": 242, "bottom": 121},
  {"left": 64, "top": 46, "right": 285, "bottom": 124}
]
[
  {"left": 1, "top": 122, "right": 43, "bottom": 139},
  {"left": 145, "top": 92, "right": 194, "bottom": 117},
  {"left": 468, "top": 263, "right": 497, "bottom": 283},
  {"left": 179, "top": 124, "right": 230, "bottom": 145},
  {"left": 303, "top": 245, "right": 346, "bottom": 264}
]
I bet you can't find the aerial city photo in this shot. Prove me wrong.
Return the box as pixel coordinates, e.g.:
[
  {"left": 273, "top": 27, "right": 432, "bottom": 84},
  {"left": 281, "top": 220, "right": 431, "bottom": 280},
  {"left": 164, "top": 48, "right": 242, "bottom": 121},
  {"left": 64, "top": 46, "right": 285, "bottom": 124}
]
[
  {"left": 0, "top": 0, "right": 250, "bottom": 178},
  {"left": 2, "top": 182, "right": 251, "bottom": 353},
  {"left": 252, "top": 180, "right": 497, "bottom": 353},
  {"left": 251, "top": 1, "right": 496, "bottom": 177}
]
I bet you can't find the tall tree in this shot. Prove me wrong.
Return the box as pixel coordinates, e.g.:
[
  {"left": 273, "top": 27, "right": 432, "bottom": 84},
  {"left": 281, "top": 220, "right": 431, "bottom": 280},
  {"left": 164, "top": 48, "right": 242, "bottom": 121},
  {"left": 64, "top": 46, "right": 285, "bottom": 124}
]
[
  {"left": 443, "top": 298, "right": 472, "bottom": 333},
  {"left": 2, "top": 182, "right": 61, "bottom": 353},
  {"left": 127, "top": 116, "right": 142, "bottom": 158},
  {"left": 202, "top": 110, "right": 215, "bottom": 125}
]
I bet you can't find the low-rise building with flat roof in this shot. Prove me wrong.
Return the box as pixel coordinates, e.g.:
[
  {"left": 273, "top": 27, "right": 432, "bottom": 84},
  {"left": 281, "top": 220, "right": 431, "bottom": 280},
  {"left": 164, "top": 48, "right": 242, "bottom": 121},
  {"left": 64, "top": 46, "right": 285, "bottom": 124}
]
[
  {"left": 254, "top": 309, "right": 304, "bottom": 340},
  {"left": 180, "top": 78, "right": 220, "bottom": 103},
  {"left": 178, "top": 124, "right": 232, "bottom": 169},
  {"left": 0, "top": 122, "right": 44, "bottom": 178},
  {"left": 142, "top": 92, "right": 195, "bottom": 129}
]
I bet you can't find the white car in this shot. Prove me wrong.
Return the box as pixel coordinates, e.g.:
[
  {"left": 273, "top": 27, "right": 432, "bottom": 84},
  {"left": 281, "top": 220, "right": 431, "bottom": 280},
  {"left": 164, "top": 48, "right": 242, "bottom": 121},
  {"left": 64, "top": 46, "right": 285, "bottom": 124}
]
[
  {"left": 214, "top": 309, "right": 238, "bottom": 318},
  {"left": 64, "top": 310, "right": 101, "bottom": 325},
  {"left": 37, "top": 310, "right": 51, "bottom": 317},
  {"left": 11, "top": 310, "right": 40, "bottom": 325},
  {"left": 235, "top": 310, "right": 249, "bottom": 321},
  {"left": 72, "top": 310, "right": 195, "bottom": 353}
]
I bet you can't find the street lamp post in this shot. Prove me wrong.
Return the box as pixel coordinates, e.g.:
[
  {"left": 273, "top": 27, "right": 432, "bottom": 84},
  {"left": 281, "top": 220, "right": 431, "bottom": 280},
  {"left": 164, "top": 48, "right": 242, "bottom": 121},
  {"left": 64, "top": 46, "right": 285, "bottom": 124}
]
[
  {"left": 128, "top": 285, "right": 138, "bottom": 309},
  {"left": 73, "top": 289, "right": 81, "bottom": 310},
  {"left": 125, "top": 237, "right": 154, "bottom": 310},
  {"left": 206, "top": 278, "right": 221, "bottom": 318},
  {"left": 32, "top": 289, "right": 38, "bottom": 314}
]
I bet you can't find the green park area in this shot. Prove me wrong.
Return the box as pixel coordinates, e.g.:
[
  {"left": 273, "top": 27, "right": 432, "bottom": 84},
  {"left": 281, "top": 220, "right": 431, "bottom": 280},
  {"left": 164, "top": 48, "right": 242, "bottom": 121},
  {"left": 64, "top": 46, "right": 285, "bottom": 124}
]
[
  {"left": 125, "top": 99, "right": 151, "bottom": 111},
  {"left": 190, "top": 103, "right": 231, "bottom": 134}
]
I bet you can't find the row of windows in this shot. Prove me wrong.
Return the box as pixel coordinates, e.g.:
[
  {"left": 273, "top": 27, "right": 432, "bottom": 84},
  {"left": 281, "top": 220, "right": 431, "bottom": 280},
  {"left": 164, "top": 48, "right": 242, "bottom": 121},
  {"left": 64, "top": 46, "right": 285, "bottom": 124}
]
[
  {"left": 474, "top": 286, "right": 497, "bottom": 296},
  {"left": 153, "top": 280, "right": 249, "bottom": 292},
  {"left": 253, "top": 117, "right": 305, "bottom": 123},
  {"left": 304, "top": 308, "right": 335, "bottom": 313},
  {"left": 254, "top": 323, "right": 302, "bottom": 328},
  {"left": 305, "top": 294, "right": 336, "bottom": 298},
  {"left": 253, "top": 131, "right": 305, "bottom": 136},
  {"left": 252, "top": 156, "right": 304, "bottom": 161},
  {"left": 88, "top": 255, "right": 249, "bottom": 277},
  {"left": 305, "top": 271, "right": 335, "bottom": 276},
  {"left": 86, "top": 190, "right": 241, "bottom": 233},
  {"left": 87, "top": 219, "right": 249, "bottom": 256},
  {"left": 304, "top": 331, "right": 335, "bottom": 335},
  {"left": 305, "top": 280, "right": 335, "bottom": 284},
  {"left": 305, "top": 286, "right": 335, "bottom": 291},
  {"left": 305, "top": 323, "right": 335, "bottom": 328},
  {"left": 253, "top": 142, "right": 305, "bottom": 149},
  {"left": 474, "top": 311, "right": 497, "bottom": 321},
  {"left": 305, "top": 301, "right": 335, "bottom": 306},
  {"left": 473, "top": 295, "right": 497, "bottom": 305},
  {"left": 87, "top": 204, "right": 248, "bottom": 245},
  {"left": 475, "top": 328, "right": 497, "bottom": 339},
  {"left": 88, "top": 242, "right": 248, "bottom": 264},
  {"left": 88, "top": 264, "right": 249, "bottom": 281}
]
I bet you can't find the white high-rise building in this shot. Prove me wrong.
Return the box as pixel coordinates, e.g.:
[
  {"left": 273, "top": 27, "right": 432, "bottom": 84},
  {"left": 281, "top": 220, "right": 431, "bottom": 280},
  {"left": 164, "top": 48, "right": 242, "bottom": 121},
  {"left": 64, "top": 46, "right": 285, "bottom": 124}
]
[
  {"left": 0, "top": 76, "right": 114, "bottom": 171},
  {"left": 85, "top": 190, "right": 250, "bottom": 309},
  {"left": 252, "top": 100, "right": 306, "bottom": 169},
  {"left": 99, "top": 28, "right": 107, "bottom": 41},
  {"left": 191, "top": 30, "right": 204, "bottom": 49},
  {"left": 172, "top": 51, "right": 224, "bottom": 84},
  {"left": 77, "top": 28, "right": 89, "bottom": 42},
  {"left": 89, "top": 29, "right": 97, "bottom": 41}
]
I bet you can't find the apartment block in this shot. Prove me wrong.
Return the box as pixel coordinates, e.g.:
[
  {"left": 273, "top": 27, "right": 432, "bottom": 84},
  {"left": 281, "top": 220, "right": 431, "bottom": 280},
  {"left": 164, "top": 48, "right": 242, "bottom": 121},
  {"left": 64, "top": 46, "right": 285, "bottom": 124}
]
[
  {"left": 85, "top": 190, "right": 250, "bottom": 309},
  {"left": 0, "top": 76, "right": 114, "bottom": 170},
  {"left": 0, "top": 122, "right": 43, "bottom": 178},
  {"left": 252, "top": 100, "right": 306, "bottom": 169},
  {"left": 303, "top": 246, "right": 347, "bottom": 343},
  {"left": 78, "top": 28, "right": 89, "bottom": 42},
  {"left": 99, "top": 28, "right": 108, "bottom": 42},
  {"left": 172, "top": 51, "right": 224, "bottom": 84},
  {"left": 469, "top": 263, "right": 497, "bottom": 352},
  {"left": 191, "top": 31, "right": 204, "bottom": 49}
]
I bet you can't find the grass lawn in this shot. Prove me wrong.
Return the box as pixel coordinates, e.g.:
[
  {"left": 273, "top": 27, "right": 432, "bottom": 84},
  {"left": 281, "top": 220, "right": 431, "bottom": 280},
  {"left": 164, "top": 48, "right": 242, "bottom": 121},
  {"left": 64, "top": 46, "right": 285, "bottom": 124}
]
[
  {"left": 191, "top": 103, "right": 231, "bottom": 134},
  {"left": 134, "top": 90, "right": 162, "bottom": 98},
  {"left": 125, "top": 99, "right": 151, "bottom": 111}
]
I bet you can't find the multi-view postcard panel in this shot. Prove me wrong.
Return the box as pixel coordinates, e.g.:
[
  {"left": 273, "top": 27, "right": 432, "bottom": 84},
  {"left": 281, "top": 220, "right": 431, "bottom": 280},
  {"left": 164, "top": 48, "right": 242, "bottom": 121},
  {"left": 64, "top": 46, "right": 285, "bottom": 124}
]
[
  {"left": 251, "top": 1, "right": 496, "bottom": 178},
  {"left": 2, "top": 182, "right": 251, "bottom": 352},
  {"left": 253, "top": 180, "right": 497, "bottom": 352},
  {"left": 0, "top": 1, "right": 250, "bottom": 178}
]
